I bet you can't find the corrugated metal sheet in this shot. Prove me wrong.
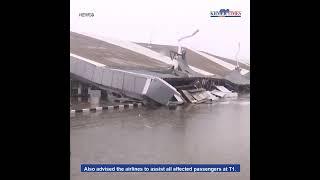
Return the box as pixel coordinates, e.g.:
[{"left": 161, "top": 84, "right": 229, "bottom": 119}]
[
  {"left": 216, "top": 86, "right": 232, "bottom": 93},
  {"left": 211, "top": 90, "right": 227, "bottom": 98},
  {"left": 101, "top": 68, "right": 113, "bottom": 87},
  {"left": 181, "top": 90, "right": 197, "bottom": 103},
  {"left": 70, "top": 54, "right": 181, "bottom": 105},
  {"left": 145, "top": 78, "right": 179, "bottom": 105},
  {"left": 224, "top": 70, "right": 250, "bottom": 85}
]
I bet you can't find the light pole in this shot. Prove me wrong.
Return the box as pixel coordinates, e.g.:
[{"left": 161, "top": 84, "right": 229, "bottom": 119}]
[
  {"left": 177, "top": 29, "right": 199, "bottom": 54},
  {"left": 170, "top": 29, "right": 199, "bottom": 70},
  {"left": 236, "top": 42, "right": 240, "bottom": 68}
]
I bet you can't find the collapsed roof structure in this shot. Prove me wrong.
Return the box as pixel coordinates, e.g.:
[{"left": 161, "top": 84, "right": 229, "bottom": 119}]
[{"left": 70, "top": 31, "right": 250, "bottom": 105}]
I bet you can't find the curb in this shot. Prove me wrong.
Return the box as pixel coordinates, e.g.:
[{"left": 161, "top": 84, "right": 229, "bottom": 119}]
[{"left": 70, "top": 103, "right": 143, "bottom": 114}]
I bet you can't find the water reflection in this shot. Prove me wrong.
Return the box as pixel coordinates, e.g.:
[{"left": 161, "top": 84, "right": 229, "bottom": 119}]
[{"left": 71, "top": 98, "right": 250, "bottom": 180}]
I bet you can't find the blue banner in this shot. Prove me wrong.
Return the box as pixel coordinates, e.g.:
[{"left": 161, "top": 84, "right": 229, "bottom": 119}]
[{"left": 81, "top": 164, "right": 240, "bottom": 172}]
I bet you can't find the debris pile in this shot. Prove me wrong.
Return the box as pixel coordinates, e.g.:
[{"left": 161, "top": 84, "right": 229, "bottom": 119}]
[
  {"left": 224, "top": 69, "right": 250, "bottom": 85},
  {"left": 177, "top": 85, "right": 238, "bottom": 104}
]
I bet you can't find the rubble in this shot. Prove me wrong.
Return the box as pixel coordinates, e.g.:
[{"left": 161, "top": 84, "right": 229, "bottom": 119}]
[{"left": 180, "top": 85, "right": 238, "bottom": 104}]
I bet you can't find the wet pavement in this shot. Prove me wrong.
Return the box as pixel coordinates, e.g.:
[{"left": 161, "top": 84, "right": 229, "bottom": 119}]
[{"left": 70, "top": 97, "right": 250, "bottom": 180}]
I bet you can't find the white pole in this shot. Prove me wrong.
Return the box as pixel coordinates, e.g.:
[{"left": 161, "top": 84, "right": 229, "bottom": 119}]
[
  {"left": 236, "top": 42, "right": 240, "bottom": 68},
  {"left": 177, "top": 29, "right": 199, "bottom": 54},
  {"left": 148, "top": 29, "right": 152, "bottom": 48}
]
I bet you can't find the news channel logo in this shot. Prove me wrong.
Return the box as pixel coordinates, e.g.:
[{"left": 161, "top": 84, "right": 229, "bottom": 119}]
[
  {"left": 79, "top": 13, "right": 94, "bottom": 17},
  {"left": 210, "top": 9, "right": 241, "bottom": 17}
]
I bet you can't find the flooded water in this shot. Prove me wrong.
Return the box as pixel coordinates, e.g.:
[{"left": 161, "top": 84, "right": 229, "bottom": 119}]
[{"left": 70, "top": 98, "right": 250, "bottom": 180}]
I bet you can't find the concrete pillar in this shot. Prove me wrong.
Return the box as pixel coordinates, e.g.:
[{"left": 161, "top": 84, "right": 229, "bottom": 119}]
[
  {"left": 87, "top": 87, "right": 91, "bottom": 103},
  {"left": 89, "top": 90, "right": 101, "bottom": 107},
  {"left": 77, "top": 83, "right": 82, "bottom": 95},
  {"left": 77, "top": 83, "right": 82, "bottom": 102},
  {"left": 70, "top": 79, "right": 72, "bottom": 105},
  {"left": 101, "top": 90, "right": 108, "bottom": 101}
]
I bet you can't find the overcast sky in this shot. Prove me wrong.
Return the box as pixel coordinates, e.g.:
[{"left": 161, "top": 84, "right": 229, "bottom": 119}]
[{"left": 71, "top": 0, "right": 250, "bottom": 64}]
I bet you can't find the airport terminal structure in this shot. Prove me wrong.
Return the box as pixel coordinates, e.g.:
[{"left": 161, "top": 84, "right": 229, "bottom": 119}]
[{"left": 70, "top": 31, "right": 250, "bottom": 107}]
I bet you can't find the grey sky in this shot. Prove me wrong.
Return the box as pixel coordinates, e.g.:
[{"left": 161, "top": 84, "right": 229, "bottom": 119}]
[{"left": 71, "top": 0, "right": 250, "bottom": 64}]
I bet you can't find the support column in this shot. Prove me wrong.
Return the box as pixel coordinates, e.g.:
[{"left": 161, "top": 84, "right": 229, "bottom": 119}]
[
  {"left": 70, "top": 79, "right": 72, "bottom": 106},
  {"left": 77, "top": 83, "right": 82, "bottom": 102},
  {"left": 77, "top": 83, "right": 82, "bottom": 95},
  {"left": 101, "top": 90, "right": 108, "bottom": 101},
  {"left": 89, "top": 89, "right": 101, "bottom": 107}
]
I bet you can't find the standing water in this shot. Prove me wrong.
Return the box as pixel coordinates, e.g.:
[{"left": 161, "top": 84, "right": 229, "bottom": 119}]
[{"left": 71, "top": 98, "right": 250, "bottom": 180}]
